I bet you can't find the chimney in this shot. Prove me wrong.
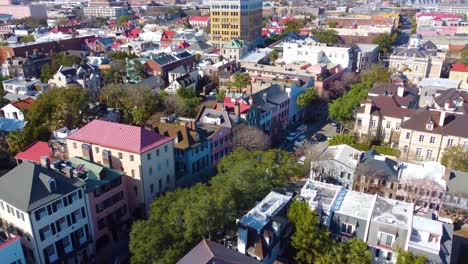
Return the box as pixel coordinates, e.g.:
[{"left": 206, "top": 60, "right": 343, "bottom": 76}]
[
  {"left": 397, "top": 86, "right": 404, "bottom": 97},
  {"left": 234, "top": 102, "right": 240, "bottom": 116},
  {"left": 40, "top": 156, "right": 50, "bottom": 169},
  {"left": 102, "top": 150, "right": 112, "bottom": 169},
  {"left": 364, "top": 100, "right": 373, "bottom": 114},
  {"left": 439, "top": 111, "right": 446, "bottom": 127},
  {"left": 63, "top": 166, "right": 74, "bottom": 178}
]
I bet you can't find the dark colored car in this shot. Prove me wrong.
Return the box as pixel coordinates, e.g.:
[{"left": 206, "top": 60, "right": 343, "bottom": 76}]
[{"left": 313, "top": 133, "right": 325, "bottom": 142}]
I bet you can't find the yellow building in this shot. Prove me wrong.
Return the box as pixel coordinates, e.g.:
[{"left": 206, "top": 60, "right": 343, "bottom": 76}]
[
  {"left": 449, "top": 62, "right": 468, "bottom": 89},
  {"left": 210, "top": 0, "right": 263, "bottom": 48}
]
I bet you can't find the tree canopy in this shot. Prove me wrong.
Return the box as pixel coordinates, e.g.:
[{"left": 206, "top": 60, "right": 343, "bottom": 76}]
[
  {"left": 99, "top": 84, "right": 163, "bottom": 125},
  {"left": 232, "top": 124, "right": 272, "bottom": 151},
  {"left": 129, "top": 148, "right": 303, "bottom": 264},
  {"left": 20, "top": 35, "right": 35, "bottom": 43},
  {"left": 396, "top": 248, "right": 427, "bottom": 264},
  {"left": 328, "top": 133, "right": 355, "bottom": 145},
  {"left": 269, "top": 50, "right": 279, "bottom": 63},
  {"left": 40, "top": 52, "right": 85, "bottom": 82},
  {"left": 284, "top": 20, "right": 304, "bottom": 34},
  {"left": 441, "top": 146, "right": 468, "bottom": 171},
  {"left": 227, "top": 72, "right": 251, "bottom": 92},
  {"left": 310, "top": 29, "right": 340, "bottom": 45},
  {"left": 297, "top": 87, "right": 319, "bottom": 108},
  {"left": 372, "top": 33, "right": 394, "bottom": 55}
]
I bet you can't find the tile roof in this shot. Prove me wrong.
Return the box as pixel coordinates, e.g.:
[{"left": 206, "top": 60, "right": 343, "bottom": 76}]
[
  {"left": 0, "top": 162, "right": 85, "bottom": 212},
  {"left": 357, "top": 95, "right": 416, "bottom": 119},
  {"left": 177, "top": 239, "right": 261, "bottom": 264},
  {"left": 401, "top": 109, "right": 468, "bottom": 138},
  {"left": 451, "top": 63, "right": 468, "bottom": 73},
  {"left": 368, "top": 83, "right": 418, "bottom": 108},
  {"left": 67, "top": 120, "right": 172, "bottom": 154},
  {"left": 189, "top": 16, "right": 210, "bottom": 22},
  {"left": 11, "top": 97, "right": 34, "bottom": 110},
  {"left": 15, "top": 141, "right": 51, "bottom": 163}
]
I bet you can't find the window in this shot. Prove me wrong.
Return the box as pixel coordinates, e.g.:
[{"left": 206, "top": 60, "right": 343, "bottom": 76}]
[
  {"left": 95, "top": 147, "right": 99, "bottom": 154},
  {"left": 430, "top": 137, "right": 435, "bottom": 144},
  {"left": 403, "top": 145, "right": 408, "bottom": 153},
  {"left": 379, "top": 232, "right": 394, "bottom": 247},
  {"left": 149, "top": 167, "right": 153, "bottom": 176},
  {"left": 62, "top": 236, "right": 71, "bottom": 249},
  {"left": 156, "top": 149, "right": 160, "bottom": 156},
  {"left": 118, "top": 152, "right": 123, "bottom": 159},
  {"left": 386, "top": 121, "right": 391, "bottom": 129},
  {"left": 39, "top": 226, "right": 51, "bottom": 241},
  {"left": 341, "top": 223, "right": 354, "bottom": 235},
  {"left": 6, "top": 204, "right": 11, "bottom": 214},
  {"left": 371, "top": 120, "right": 377, "bottom": 127},
  {"left": 35, "top": 207, "right": 47, "bottom": 220},
  {"left": 426, "top": 150, "right": 433, "bottom": 160},
  {"left": 406, "top": 132, "right": 410, "bottom": 139},
  {"left": 165, "top": 145, "right": 168, "bottom": 152},
  {"left": 418, "top": 135, "right": 424, "bottom": 142},
  {"left": 130, "top": 155, "right": 134, "bottom": 161},
  {"left": 45, "top": 244, "right": 55, "bottom": 256},
  {"left": 386, "top": 252, "right": 393, "bottom": 261},
  {"left": 396, "top": 123, "right": 400, "bottom": 130},
  {"left": 16, "top": 210, "right": 24, "bottom": 221},
  {"left": 131, "top": 169, "right": 135, "bottom": 178},
  {"left": 56, "top": 217, "right": 66, "bottom": 232},
  {"left": 416, "top": 148, "right": 422, "bottom": 157},
  {"left": 73, "top": 142, "right": 77, "bottom": 149},
  {"left": 447, "top": 139, "right": 454, "bottom": 147},
  {"left": 147, "top": 153, "right": 151, "bottom": 160},
  {"left": 150, "top": 184, "right": 154, "bottom": 193}
]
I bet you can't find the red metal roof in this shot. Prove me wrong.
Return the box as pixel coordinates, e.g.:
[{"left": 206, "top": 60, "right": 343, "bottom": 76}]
[
  {"left": 452, "top": 63, "right": 468, "bottom": 73},
  {"left": 67, "top": 120, "right": 173, "bottom": 154},
  {"left": 0, "top": 235, "right": 21, "bottom": 249},
  {"left": 15, "top": 141, "right": 51, "bottom": 163},
  {"left": 12, "top": 98, "right": 34, "bottom": 110},
  {"left": 190, "top": 16, "right": 210, "bottom": 22},
  {"left": 416, "top": 13, "right": 459, "bottom": 20},
  {"left": 223, "top": 97, "right": 251, "bottom": 114}
]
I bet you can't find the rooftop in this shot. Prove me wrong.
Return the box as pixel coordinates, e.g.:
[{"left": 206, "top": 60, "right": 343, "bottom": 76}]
[
  {"left": 67, "top": 119, "right": 172, "bottom": 154},
  {"left": 239, "top": 191, "right": 292, "bottom": 232},
  {"left": 301, "top": 179, "right": 342, "bottom": 213},
  {"left": 177, "top": 239, "right": 261, "bottom": 264},
  {"left": 0, "top": 162, "right": 85, "bottom": 212},
  {"left": 334, "top": 189, "right": 377, "bottom": 220},
  {"left": 409, "top": 216, "right": 443, "bottom": 254},
  {"left": 399, "top": 161, "right": 447, "bottom": 188},
  {"left": 371, "top": 196, "right": 413, "bottom": 230},
  {"left": 419, "top": 78, "right": 461, "bottom": 89},
  {"left": 15, "top": 141, "right": 51, "bottom": 164},
  {"left": 317, "top": 144, "right": 362, "bottom": 170}
]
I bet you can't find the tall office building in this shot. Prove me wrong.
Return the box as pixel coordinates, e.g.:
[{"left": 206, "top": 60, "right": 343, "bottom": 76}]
[{"left": 210, "top": 0, "right": 263, "bottom": 48}]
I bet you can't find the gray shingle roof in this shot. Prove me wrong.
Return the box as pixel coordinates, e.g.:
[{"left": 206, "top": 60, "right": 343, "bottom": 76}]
[{"left": 0, "top": 162, "right": 85, "bottom": 212}]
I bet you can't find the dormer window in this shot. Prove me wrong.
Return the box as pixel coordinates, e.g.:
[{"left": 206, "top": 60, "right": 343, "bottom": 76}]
[
  {"left": 426, "top": 121, "right": 434, "bottom": 131},
  {"left": 48, "top": 179, "right": 57, "bottom": 192}
]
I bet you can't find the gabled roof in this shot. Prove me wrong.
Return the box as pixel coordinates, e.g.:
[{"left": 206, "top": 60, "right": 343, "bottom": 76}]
[
  {"left": 393, "top": 47, "right": 429, "bottom": 58},
  {"left": 358, "top": 149, "right": 400, "bottom": 180},
  {"left": 15, "top": 141, "right": 51, "bottom": 163},
  {"left": 357, "top": 95, "right": 416, "bottom": 119},
  {"left": 154, "top": 122, "right": 198, "bottom": 149},
  {"left": 189, "top": 16, "right": 210, "bottom": 23},
  {"left": 177, "top": 239, "right": 261, "bottom": 264},
  {"left": 0, "top": 162, "right": 85, "bottom": 212},
  {"left": 451, "top": 63, "right": 468, "bottom": 73},
  {"left": 401, "top": 109, "right": 468, "bottom": 138},
  {"left": 422, "top": 40, "right": 438, "bottom": 50},
  {"left": 67, "top": 120, "right": 172, "bottom": 154},
  {"left": 223, "top": 38, "right": 245, "bottom": 49}
]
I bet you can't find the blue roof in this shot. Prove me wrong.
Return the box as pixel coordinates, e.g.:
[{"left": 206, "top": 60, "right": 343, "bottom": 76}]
[{"left": 0, "top": 118, "right": 24, "bottom": 132}]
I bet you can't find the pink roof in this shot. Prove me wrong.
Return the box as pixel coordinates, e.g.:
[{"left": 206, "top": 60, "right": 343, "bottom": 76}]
[
  {"left": 15, "top": 141, "right": 51, "bottom": 163},
  {"left": 67, "top": 120, "right": 172, "bottom": 154},
  {"left": 0, "top": 235, "right": 20, "bottom": 249},
  {"left": 262, "top": 29, "right": 270, "bottom": 37},
  {"left": 223, "top": 97, "right": 251, "bottom": 114},
  {"left": 451, "top": 63, "right": 468, "bottom": 73},
  {"left": 417, "top": 13, "right": 459, "bottom": 20},
  {"left": 190, "top": 16, "right": 210, "bottom": 22}
]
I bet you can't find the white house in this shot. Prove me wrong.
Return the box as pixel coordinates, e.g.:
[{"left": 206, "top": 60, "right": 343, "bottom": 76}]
[
  {"left": 2, "top": 77, "right": 40, "bottom": 96},
  {"left": 166, "top": 66, "right": 199, "bottom": 95},
  {"left": 282, "top": 37, "right": 358, "bottom": 71},
  {"left": 1, "top": 98, "right": 34, "bottom": 121},
  {"left": 49, "top": 65, "right": 100, "bottom": 96},
  {"left": 0, "top": 159, "right": 94, "bottom": 264}
]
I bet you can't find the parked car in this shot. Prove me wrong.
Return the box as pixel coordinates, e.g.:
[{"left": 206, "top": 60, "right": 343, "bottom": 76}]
[
  {"left": 287, "top": 132, "right": 298, "bottom": 141},
  {"left": 313, "top": 133, "right": 325, "bottom": 142},
  {"left": 330, "top": 120, "right": 337, "bottom": 126},
  {"left": 296, "top": 124, "right": 308, "bottom": 134}
]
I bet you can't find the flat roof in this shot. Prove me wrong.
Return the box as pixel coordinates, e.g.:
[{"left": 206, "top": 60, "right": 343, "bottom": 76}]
[
  {"left": 239, "top": 191, "right": 292, "bottom": 232},
  {"left": 399, "top": 161, "right": 446, "bottom": 188},
  {"left": 371, "top": 196, "right": 413, "bottom": 230},
  {"left": 335, "top": 189, "right": 376, "bottom": 220}
]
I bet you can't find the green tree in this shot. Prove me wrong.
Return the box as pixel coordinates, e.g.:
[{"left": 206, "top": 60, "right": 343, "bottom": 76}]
[
  {"left": 289, "top": 201, "right": 331, "bottom": 264},
  {"left": 117, "top": 15, "right": 130, "bottom": 25},
  {"left": 227, "top": 72, "right": 251, "bottom": 92},
  {"left": 460, "top": 50, "right": 468, "bottom": 65},
  {"left": 410, "top": 17, "right": 417, "bottom": 34},
  {"left": 284, "top": 20, "right": 304, "bottom": 34},
  {"left": 40, "top": 64, "right": 54, "bottom": 82},
  {"left": 20, "top": 35, "right": 35, "bottom": 43},
  {"left": 215, "top": 89, "right": 226, "bottom": 101},
  {"left": 310, "top": 29, "right": 340, "bottom": 45},
  {"left": 328, "top": 133, "right": 355, "bottom": 145},
  {"left": 328, "top": 21, "right": 338, "bottom": 28},
  {"left": 396, "top": 248, "right": 427, "bottom": 264},
  {"left": 0, "top": 41, "right": 9, "bottom": 46},
  {"left": 269, "top": 50, "right": 279, "bottom": 64},
  {"left": 297, "top": 88, "right": 319, "bottom": 108},
  {"left": 360, "top": 64, "right": 390, "bottom": 85},
  {"left": 372, "top": 33, "right": 394, "bottom": 55},
  {"left": 130, "top": 148, "right": 303, "bottom": 264},
  {"left": 441, "top": 145, "right": 468, "bottom": 171},
  {"left": 6, "top": 130, "right": 31, "bottom": 154}
]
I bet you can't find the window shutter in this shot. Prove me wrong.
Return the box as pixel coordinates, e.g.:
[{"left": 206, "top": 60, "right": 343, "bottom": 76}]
[
  {"left": 71, "top": 213, "right": 76, "bottom": 224},
  {"left": 51, "top": 224, "right": 56, "bottom": 235},
  {"left": 56, "top": 221, "right": 61, "bottom": 232},
  {"left": 67, "top": 196, "right": 72, "bottom": 205},
  {"left": 63, "top": 197, "right": 68, "bottom": 206},
  {"left": 81, "top": 207, "right": 86, "bottom": 218},
  {"left": 52, "top": 203, "right": 57, "bottom": 213},
  {"left": 39, "top": 230, "right": 45, "bottom": 241},
  {"left": 66, "top": 215, "right": 71, "bottom": 226},
  {"left": 35, "top": 211, "right": 40, "bottom": 221},
  {"left": 47, "top": 205, "right": 52, "bottom": 215},
  {"left": 78, "top": 190, "right": 83, "bottom": 199}
]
